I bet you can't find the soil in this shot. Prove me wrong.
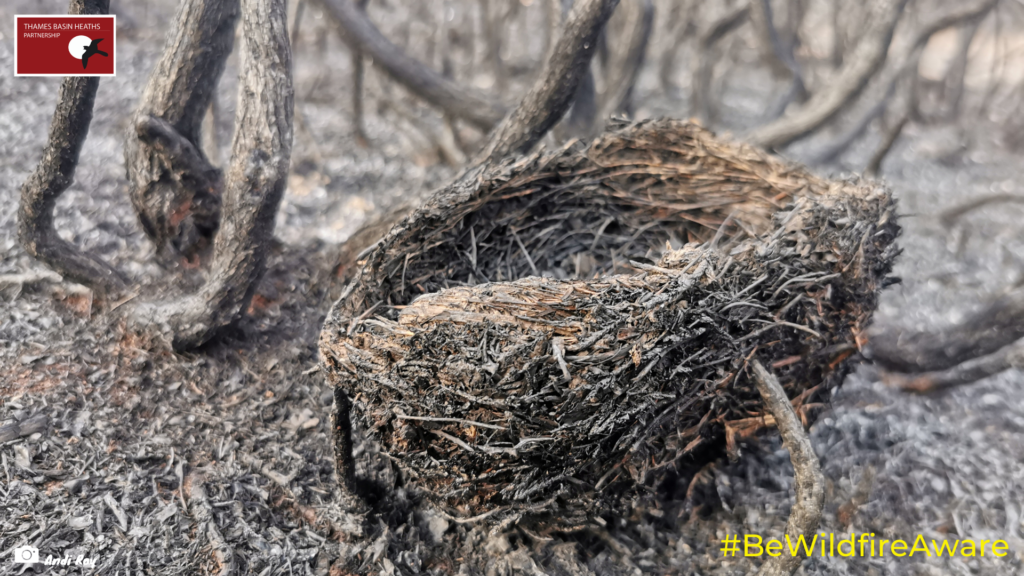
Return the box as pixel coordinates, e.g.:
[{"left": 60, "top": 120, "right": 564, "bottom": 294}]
[{"left": 2, "top": 1, "right": 1024, "bottom": 575}]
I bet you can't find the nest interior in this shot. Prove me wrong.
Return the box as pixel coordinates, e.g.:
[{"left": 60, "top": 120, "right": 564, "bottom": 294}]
[{"left": 319, "top": 119, "right": 900, "bottom": 524}]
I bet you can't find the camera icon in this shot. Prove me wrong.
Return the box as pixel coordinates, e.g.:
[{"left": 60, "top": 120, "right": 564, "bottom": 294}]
[{"left": 13, "top": 546, "right": 39, "bottom": 564}]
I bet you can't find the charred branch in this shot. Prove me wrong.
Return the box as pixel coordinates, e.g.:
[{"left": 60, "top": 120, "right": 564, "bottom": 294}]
[
  {"left": 939, "top": 193, "right": 1024, "bottom": 226},
  {"left": 830, "top": 0, "right": 845, "bottom": 68},
  {"left": 870, "top": 287, "right": 1024, "bottom": 374},
  {"left": 887, "top": 341, "right": 1024, "bottom": 394},
  {"left": 813, "top": 80, "right": 899, "bottom": 165},
  {"left": 18, "top": 0, "right": 128, "bottom": 297},
  {"left": 351, "top": 0, "right": 370, "bottom": 146},
  {"left": 692, "top": 2, "right": 751, "bottom": 123},
  {"left": 550, "top": 0, "right": 599, "bottom": 139},
  {"left": 940, "top": 16, "right": 985, "bottom": 121},
  {"left": 124, "top": 0, "right": 239, "bottom": 258},
  {"left": 761, "top": 0, "right": 808, "bottom": 120},
  {"left": 751, "top": 359, "right": 824, "bottom": 576},
  {"left": 657, "top": 0, "right": 694, "bottom": 96},
  {"left": 187, "top": 474, "right": 236, "bottom": 576},
  {"left": 478, "top": 0, "right": 620, "bottom": 162},
  {"left": 0, "top": 414, "right": 50, "bottom": 444},
  {"left": 315, "top": 0, "right": 507, "bottom": 131},
  {"left": 749, "top": 0, "right": 910, "bottom": 150},
  {"left": 136, "top": 0, "right": 294, "bottom": 351},
  {"left": 598, "top": 0, "right": 655, "bottom": 119},
  {"left": 480, "top": 0, "right": 508, "bottom": 93},
  {"left": 565, "top": 66, "right": 599, "bottom": 137},
  {"left": 864, "top": 109, "right": 908, "bottom": 176},
  {"left": 332, "top": 387, "right": 368, "bottom": 510},
  {"left": 813, "top": 0, "right": 997, "bottom": 164}
]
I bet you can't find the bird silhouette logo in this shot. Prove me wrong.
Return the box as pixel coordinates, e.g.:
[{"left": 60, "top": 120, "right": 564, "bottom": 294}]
[{"left": 68, "top": 35, "right": 107, "bottom": 69}]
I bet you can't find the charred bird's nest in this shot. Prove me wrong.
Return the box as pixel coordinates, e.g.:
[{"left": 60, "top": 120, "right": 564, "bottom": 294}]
[{"left": 319, "top": 119, "right": 900, "bottom": 526}]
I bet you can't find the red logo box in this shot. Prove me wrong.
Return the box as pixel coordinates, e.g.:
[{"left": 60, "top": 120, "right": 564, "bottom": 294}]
[{"left": 15, "top": 15, "right": 116, "bottom": 76}]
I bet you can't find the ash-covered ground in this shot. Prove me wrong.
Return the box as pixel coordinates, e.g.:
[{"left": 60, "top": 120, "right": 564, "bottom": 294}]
[{"left": 2, "top": 1, "right": 1024, "bottom": 575}]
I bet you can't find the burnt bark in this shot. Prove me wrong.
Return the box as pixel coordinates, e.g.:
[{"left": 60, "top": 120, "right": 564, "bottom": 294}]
[
  {"left": 124, "top": 0, "right": 240, "bottom": 258},
  {"left": 478, "top": 0, "right": 620, "bottom": 162},
  {"left": 314, "top": 0, "right": 507, "bottom": 131},
  {"left": 136, "top": 0, "right": 294, "bottom": 351},
  {"left": 18, "top": 0, "right": 127, "bottom": 297},
  {"left": 749, "top": 0, "right": 910, "bottom": 150}
]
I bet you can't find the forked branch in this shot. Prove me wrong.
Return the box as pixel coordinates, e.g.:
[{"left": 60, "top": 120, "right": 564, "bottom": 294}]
[
  {"left": 136, "top": 0, "right": 294, "bottom": 350},
  {"left": 814, "top": 0, "right": 998, "bottom": 164},
  {"left": 749, "top": 0, "right": 910, "bottom": 150},
  {"left": 124, "top": 0, "right": 240, "bottom": 257},
  {"left": 750, "top": 359, "right": 825, "bottom": 576},
  {"left": 18, "top": 0, "right": 127, "bottom": 297}
]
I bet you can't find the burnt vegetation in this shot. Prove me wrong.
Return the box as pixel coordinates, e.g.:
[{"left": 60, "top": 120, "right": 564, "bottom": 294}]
[{"left": 321, "top": 120, "right": 898, "bottom": 528}]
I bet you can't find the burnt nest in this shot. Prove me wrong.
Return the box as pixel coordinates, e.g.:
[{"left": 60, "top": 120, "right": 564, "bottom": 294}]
[{"left": 319, "top": 119, "right": 900, "bottom": 526}]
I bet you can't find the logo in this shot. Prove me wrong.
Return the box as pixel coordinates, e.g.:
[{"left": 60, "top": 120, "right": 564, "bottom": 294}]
[
  {"left": 14, "top": 15, "right": 116, "bottom": 76},
  {"left": 68, "top": 35, "right": 108, "bottom": 69},
  {"left": 13, "top": 546, "right": 39, "bottom": 564}
]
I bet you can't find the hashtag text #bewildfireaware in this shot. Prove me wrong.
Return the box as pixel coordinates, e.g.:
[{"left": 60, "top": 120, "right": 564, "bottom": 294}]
[{"left": 720, "top": 533, "right": 1011, "bottom": 558}]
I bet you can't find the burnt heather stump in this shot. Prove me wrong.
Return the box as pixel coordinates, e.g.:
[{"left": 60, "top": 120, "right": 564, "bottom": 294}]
[{"left": 319, "top": 119, "right": 900, "bottom": 530}]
